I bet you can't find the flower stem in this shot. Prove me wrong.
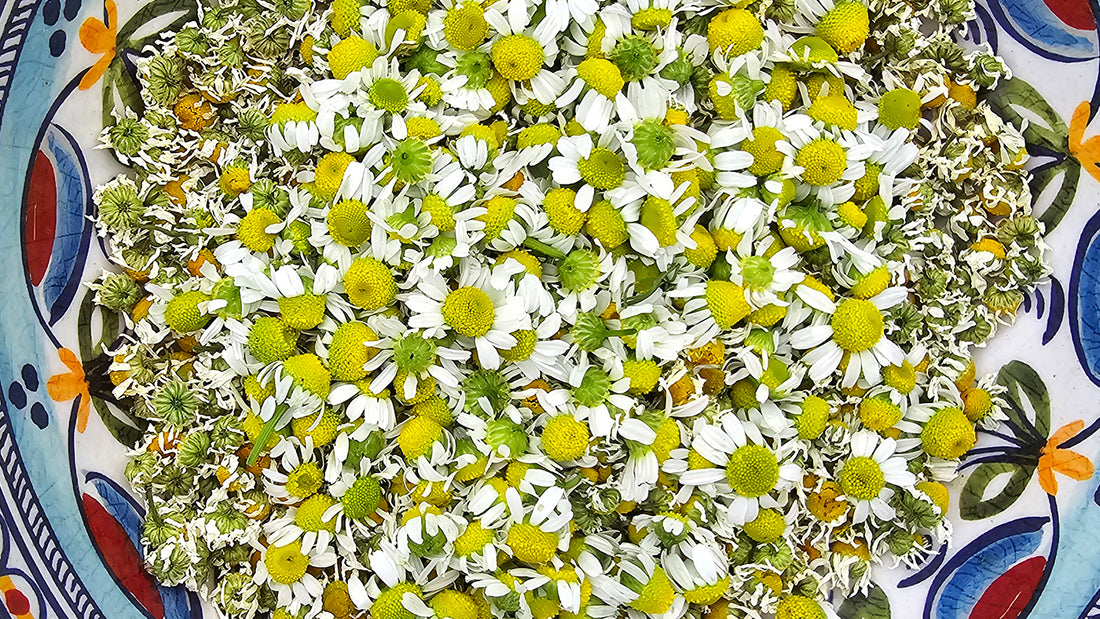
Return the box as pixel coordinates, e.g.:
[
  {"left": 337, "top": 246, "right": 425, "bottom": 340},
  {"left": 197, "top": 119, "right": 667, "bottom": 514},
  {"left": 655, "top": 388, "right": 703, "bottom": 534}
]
[{"left": 523, "top": 237, "right": 566, "bottom": 260}]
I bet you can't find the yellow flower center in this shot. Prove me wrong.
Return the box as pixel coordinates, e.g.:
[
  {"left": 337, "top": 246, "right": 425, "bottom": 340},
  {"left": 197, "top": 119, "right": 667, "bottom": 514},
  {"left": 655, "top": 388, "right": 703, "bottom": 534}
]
[
  {"left": 629, "top": 567, "right": 675, "bottom": 614},
  {"left": 859, "top": 395, "right": 902, "bottom": 432},
  {"left": 541, "top": 415, "right": 590, "bottom": 461},
  {"left": 775, "top": 595, "right": 827, "bottom": 619},
  {"left": 838, "top": 456, "right": 885, "bottom": 500},
  {"left": 286, "top": 461, "right": 323, "bottom": 498},
  {"left": 831, "top": 298, "right": 883, "bottom": 352},
  {"left": 725, "top": 444, "right": 779, "bottom": 497},
  {"left": 920, "top": 406, "right": 976, "bottom": 459},
  {"left": 507, "top": 522, "right": 558, "bottom": 564},
  {"left": 295, "top": 494, "right": 337, "bottom": 532},
  {"left": 577, "top": 148, "right": 626, "bottom": 190},
  {"left": 796, "top": 138, "right": 847, "bottom": 186},
  {"left": 743, "top": 126, "right": 786, "bottom": 176},
  {"left": 705, "top": 280, "right": 751, "bottom": 329},
  {"left": 265, "top": 541, "right": 310, "bottom": 585},
  {"left": 368, "top": 77, "right": 409, "bottom": 112},
  {"left": 443, "top": 2, "right": 488, "bottom": 50},
  {"left": 399, "top": 416, "right": 443, "bottom": 460},
  {"left": 796, "top": 395, "right": 830, "bottom": 439},
  {"left": 314, "top": 151, "right": 356, "bottom": 200},
  {"left": 344, "top": 257, "right": 396, "bottom": 310},
  {"left": 501, "top": 329, "right": 538, "bottom": 362},
  {"left": 236, "top": 208, "right": 281, "bottom": 252},
  {"left": 807, "top": 94, "right": 858, "bottom": 130},
  {"left": 455, "top": 520, "right": 494, "bottom": 556},
  {"left": 327, "top": 36, "right": 378, "bottom": 80},
  {"left": 543, "top": 187, "right": 587, "bottom": 236},
  {"left": 442, "top": 287, "right": 495, "bottom": 337},
  {"left": 584, "top": 200, "right": 629, "bottom": 249},
  {"left": 491, "top": 35, "right": 544, "bottom": 81},
  {"left": 707, "top": 8, "right": 763, "bottom": 55},
  {"left": 744, "top": 507, "right": 785, "bottom": 543},
  {"left": 577, "top": 57, "right": 624, "bottom": 99}
]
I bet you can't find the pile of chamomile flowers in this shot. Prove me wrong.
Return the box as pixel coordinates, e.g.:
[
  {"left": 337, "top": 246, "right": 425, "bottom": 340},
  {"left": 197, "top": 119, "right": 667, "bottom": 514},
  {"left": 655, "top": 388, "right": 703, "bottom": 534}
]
[{"left": 89, "top": 0, "right": 1047, "bottom": 616}]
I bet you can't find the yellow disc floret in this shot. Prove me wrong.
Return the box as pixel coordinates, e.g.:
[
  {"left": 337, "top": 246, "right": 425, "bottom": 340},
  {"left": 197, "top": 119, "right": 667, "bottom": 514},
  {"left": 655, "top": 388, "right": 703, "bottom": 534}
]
[
  {"left": 775, "top": 595, "right": 827, "bottom": 619},
  {"left": 705, "top": 280, "right": 752, "bottom": 329},
  {"left": 807, "top": 94, "right": 858, "bottom": 130},
  {"left": 236, "top": 208, "right": 281, "bottom": 252},
  {"left": 328, "top": 36, "right": 378, "bottom": 80},
  {"left": 295, "top": 494, "right": 337, "bottom": 532},
  {"left": 477, "top": 195, "right": 517, "bottom": 240},
  {"left": 442, "top": 287, "right": 496, "bottom": 337},
  {"left": 541, "top": 415, "right": 590, "bottom": 461},
  {"left": 622, "top": 359, "right": 661, "bottom": 395},
  {"left": 291, "top": 410, "right": 342, "bottom": 447},
  {"left": 743, "top": 126, "right": 787, "bottom": 176},
  {"left": 328, "top": 321, "right": 379, "bottom": 381},
  {"left": 629, "top": 567, "right": 675, "bottom": 614},
  {"left": 444, "top": 2, "right": 488, "bottom": 50},
  {"left": 278, "top": 294, "right": 327, "bottom": 330},
  {"left": 859, "top": 395, "right": 902, "bottom": 431},
  {"left": 265, "top": 541, "right": 309, "bottom": 585},
  {"left": 492, "top": 35, "right": 544, "bottom": 81},
  {"left": 328, "top": 199, "right": 371, "bottom": 247},
  {"left": 963, "top": 387, "right": 994, "bottom": 421},
  {"left": 838, "top": 456, "right": 885, "bottom": 500},
  {"left": 725, "top": 444, "right": 779, "bottom": 497},
  {"left": 850, "top": 265, "right": 890, "bottom": 299},
  {"left": 543, "top": 188, "right": 587, "bottom": 236},
  {"left": 399, "top": 416, "right": 443, "bottom": 460},
  {"left": 282, "top": 353, "right": 331, "bottom": 397},
  {"left": 796, "top": 138, "right": 847, "bottom": 185},
  {"left": 455, "top": 520, "right": 495, "bottom": 556},
  {"left": 372, "top": 583, "right": 423, "bottom": 619},
  {"left": 585, "top": 200, "right": 629, "bottom": 248},
  {"left": 830, "top": 298, "right": 884, "bottom": 352},
  {"left": 577, "top": 57, "right": 624, "bottom": 99},
  {"left": 796, "top": 395, "right": 830, "bottom": 439},
  {"left": 507, "top": 522, "right": 559, "bottom": 564},
  {"left": 344, "top": 257, "right": 396, "bottom": 310},
  {"left": 744, "top": 508, "right": 786, "bottom": 543},
  {"left": 921, "top": 406, "right": 976, "bottom": 459},
  {"left": 707, "top": 9, "right": 764, "bottom": 55},
  {"left": 165, "top": 290, "right": 211, "bottom": 333},
  {"left": 314, "top": 151, "right": 356, "bottom": 200},
  {"left": 431, "top": 590, "right": 480, "bottom": 619},
  {"left": 684, "top": 225, "right": 717, "bottom": 268},
  {"left": 816, "top": 1, "right": 869, "bottom": 54}
]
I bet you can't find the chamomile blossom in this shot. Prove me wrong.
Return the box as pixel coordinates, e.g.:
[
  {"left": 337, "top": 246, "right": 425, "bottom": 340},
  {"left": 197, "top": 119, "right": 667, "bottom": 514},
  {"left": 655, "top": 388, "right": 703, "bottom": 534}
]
[{"left": 790, "top": 287, "right": 907, "bottom": 387}]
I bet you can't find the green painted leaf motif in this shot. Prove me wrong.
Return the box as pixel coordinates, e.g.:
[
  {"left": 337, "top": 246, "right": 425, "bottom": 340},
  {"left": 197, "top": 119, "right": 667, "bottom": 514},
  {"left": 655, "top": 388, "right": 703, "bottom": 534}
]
[
  {"left": 1033, "top": 159, "right": 1081, "bottom": 232},
  {"left": 839, "top": 582, "right": 891, "bottom": 619},
  {"left": 77, "top": 289, "right": 147, "bottom": 446},
  {"left": 959, "top": 461, "right": 1036, "bottom": 520},
  {"left": 115, "top": 0, "right": 198, "bottom": 46},
  {"left": 997, "top": 360, "right": 1052, "bottom": 438},
  {"left": 101, "top": 57, "right": 144, "bottom": 127},
  {"left": 985, "top": 78, "right": 1069, "bottom": 153}
]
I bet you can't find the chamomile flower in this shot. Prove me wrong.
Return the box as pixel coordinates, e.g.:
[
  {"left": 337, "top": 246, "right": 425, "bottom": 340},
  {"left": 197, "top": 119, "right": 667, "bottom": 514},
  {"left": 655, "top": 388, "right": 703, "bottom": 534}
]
[
  {"left": 789, "top": 287, "right": 907, "bottom": 387},
  {"left": 484, "top": 0, "right": 566, "bottom": 101},
  {"left": 835, "top": 430, "right": 915, "bottom": 522},
  {"left": 550, "top": 133, "right": 630, "bottom": 212},
  {"left": 680, "top": 416, "right": 801, "bottom": 523},
  {"left": 405, "top": 263, "right": 531, "bottom": 368},
  {"left": 253, "top": 538, "right": 337, "bottom": 613}
]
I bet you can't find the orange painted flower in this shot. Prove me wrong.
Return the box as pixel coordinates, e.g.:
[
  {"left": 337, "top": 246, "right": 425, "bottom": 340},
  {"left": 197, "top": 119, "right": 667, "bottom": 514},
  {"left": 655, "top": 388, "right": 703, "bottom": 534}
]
[
  {"left": 1070, "top": 101, "right": 1100, "bottom": 185},
  {"left": 78, "top": 0, "right": 117, "bottom": 90},
  {"left": 46, "top": 348, "right": 91, "bottom": 433},
  {"left": 1037, "top": 420, "right": 1094, "bottom": 495}
]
